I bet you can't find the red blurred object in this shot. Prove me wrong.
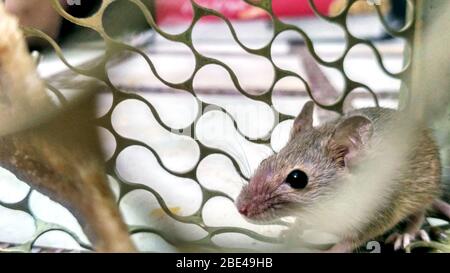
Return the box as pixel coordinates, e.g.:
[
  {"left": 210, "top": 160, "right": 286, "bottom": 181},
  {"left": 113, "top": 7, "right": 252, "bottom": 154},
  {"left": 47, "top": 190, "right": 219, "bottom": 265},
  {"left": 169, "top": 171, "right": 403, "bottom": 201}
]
[
  {"left": 273, "top": 0, "right": 334, "bottom": 17},
  {"left": 155, "top": 0, "right": 334, "bottom": 25}
]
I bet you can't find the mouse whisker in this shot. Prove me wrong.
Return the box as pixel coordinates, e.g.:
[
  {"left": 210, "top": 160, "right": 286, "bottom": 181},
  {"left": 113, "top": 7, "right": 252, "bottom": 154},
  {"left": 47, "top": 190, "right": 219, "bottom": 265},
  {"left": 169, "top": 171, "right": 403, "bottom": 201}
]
[
  {"left": 233, "top": 134, "right": 252, "bottom": 180},
  {"left": 268, "top": 202, "right": 289, "bottom": 209},
  {"left": 267, "top": 191, "right": 288, "bottom": 201},
  {"left": 265, "top": 196, "right": 292, "bottom": 207}
]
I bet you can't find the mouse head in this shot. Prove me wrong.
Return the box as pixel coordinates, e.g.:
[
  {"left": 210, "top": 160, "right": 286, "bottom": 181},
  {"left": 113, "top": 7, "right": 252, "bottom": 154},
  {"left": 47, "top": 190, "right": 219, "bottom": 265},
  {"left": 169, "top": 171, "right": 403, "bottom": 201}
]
[{"left": 236, "top": 101, "right": 373, "bottom": 222}]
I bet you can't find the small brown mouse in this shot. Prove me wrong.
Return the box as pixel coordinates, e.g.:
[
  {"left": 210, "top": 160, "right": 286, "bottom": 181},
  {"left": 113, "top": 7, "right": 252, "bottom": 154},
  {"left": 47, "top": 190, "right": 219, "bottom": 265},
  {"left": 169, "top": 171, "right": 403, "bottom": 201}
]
[{"left": 236, "top": 101, "right": 450, "bottom": 252}]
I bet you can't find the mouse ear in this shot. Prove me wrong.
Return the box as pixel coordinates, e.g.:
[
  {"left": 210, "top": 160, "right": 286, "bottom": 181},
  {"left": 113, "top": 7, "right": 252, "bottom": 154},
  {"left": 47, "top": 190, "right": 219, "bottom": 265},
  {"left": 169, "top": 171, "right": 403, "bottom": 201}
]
[
  {"left": 329, "top": 116, "right": 373, "bottom": 167},
  {"left": 290, "top": 101, "right": 314, "bottom": 138}
]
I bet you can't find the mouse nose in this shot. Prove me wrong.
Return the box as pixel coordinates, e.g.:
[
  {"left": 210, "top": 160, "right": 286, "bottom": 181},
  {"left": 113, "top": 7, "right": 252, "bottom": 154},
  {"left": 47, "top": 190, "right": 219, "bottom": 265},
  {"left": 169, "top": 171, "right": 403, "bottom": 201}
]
[{"left": 238, "top": 205, "right": 249, "bottom": 216}]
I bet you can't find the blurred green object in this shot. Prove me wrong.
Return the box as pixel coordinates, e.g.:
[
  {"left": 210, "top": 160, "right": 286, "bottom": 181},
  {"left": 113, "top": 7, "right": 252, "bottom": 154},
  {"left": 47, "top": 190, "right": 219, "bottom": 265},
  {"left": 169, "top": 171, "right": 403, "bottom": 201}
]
[
  {"left": 399, "top": 0, "right": 450, "bottom": 253},
  {"left": 405, "top": 0, "right": 450, "bottom": 198}
]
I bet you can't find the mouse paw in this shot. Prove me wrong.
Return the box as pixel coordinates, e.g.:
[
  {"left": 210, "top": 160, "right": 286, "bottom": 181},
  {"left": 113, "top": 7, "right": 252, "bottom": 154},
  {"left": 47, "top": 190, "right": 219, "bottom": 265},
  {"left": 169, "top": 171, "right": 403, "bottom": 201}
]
[{"left": 386, "top": 229, "right": 430, "bottom": 251}]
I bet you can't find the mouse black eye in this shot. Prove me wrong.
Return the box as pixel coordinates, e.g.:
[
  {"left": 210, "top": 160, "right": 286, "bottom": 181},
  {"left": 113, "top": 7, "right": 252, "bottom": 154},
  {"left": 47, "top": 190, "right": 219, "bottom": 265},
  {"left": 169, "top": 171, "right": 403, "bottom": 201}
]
[{"left": 285, "top": 170, "right": 308, "bottom": 189}]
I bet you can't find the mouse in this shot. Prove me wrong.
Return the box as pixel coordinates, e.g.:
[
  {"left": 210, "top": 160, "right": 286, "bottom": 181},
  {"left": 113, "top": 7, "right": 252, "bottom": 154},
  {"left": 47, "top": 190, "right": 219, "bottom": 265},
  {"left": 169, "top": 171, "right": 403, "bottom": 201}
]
[{"left": 236, "top": 100, "right": 450, "bottom": 252}]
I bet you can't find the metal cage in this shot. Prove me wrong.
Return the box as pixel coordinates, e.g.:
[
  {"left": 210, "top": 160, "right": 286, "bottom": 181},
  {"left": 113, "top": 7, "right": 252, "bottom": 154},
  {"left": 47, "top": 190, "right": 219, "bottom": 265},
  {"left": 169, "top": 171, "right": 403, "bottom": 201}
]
[{"left": 0, "top": 0, "right": 449, "bottom": 252}]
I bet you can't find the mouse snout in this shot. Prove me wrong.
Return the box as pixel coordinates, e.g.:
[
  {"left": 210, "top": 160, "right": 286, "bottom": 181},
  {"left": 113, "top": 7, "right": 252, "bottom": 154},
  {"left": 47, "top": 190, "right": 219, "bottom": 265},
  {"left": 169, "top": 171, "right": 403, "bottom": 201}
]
[
  {"left": 236, "top": 182, "right": 274, "bottom": 220},
  {"left": 236, "top": 196, "right": 265, "bottom": 218},
  {"left": 238, "top": 204, "right": 249, "bottom": 216},
  {"left": 236, "top": 195, "right": 253, "bottom": 217}
]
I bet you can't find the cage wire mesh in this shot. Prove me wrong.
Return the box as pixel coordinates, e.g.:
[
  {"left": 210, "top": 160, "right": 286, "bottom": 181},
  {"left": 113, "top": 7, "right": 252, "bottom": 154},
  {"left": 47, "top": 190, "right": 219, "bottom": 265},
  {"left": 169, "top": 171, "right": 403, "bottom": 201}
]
[{"left": 0, "top": 0, "right": 423, "bottom": 252}]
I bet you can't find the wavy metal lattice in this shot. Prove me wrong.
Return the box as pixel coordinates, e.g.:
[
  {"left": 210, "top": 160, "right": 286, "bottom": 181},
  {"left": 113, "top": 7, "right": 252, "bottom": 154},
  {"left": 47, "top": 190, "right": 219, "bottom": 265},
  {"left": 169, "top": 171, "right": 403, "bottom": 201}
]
[{"left": 0, "top": 0, "right": 416, "bottom": 252}]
